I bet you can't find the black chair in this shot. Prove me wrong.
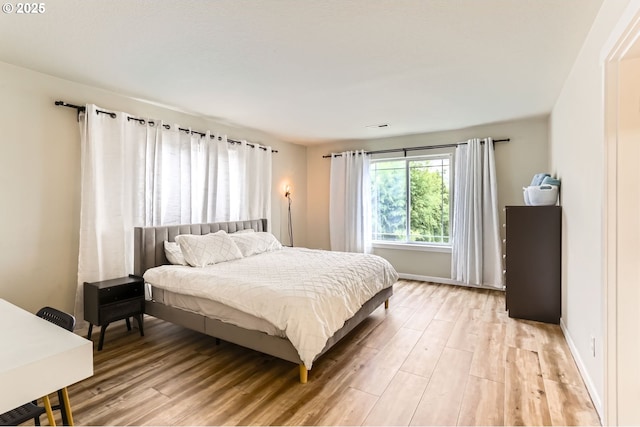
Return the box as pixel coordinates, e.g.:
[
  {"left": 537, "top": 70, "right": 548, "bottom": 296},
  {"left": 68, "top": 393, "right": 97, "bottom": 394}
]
[
  {"left": 0, "top": 403, "right": 46, "bottom": 426},
  {"left": 36, "top": 307, "right": 76, "bottom": 426},
  {"left": 36, "top": 307, "right": 75, "bottom": 332},
  {"left": 0, "top": 307, "right": 77, "bottom": 426}
]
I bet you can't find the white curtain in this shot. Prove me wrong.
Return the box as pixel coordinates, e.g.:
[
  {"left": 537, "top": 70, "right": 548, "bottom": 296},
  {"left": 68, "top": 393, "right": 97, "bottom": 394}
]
[
  {"left": 329, "top": 150, "right": 371, "bottom": 253},
  {"left": 451, "top": 138, "right": 503, "bottom": 288},
  {"left": 74, "top": 105, "right": 272, "bottom": 321}
]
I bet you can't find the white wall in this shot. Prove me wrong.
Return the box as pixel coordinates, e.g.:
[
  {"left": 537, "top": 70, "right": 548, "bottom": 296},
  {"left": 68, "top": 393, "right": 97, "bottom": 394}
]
[
  {"left": 549, "top": 0, "right": 633, "bottom": 418},
  {"left": 0, "top": 60, "right": 307, "bottom": 315},
  {"left": 306, "top": 116, "right": 549, "bottom": 280}
]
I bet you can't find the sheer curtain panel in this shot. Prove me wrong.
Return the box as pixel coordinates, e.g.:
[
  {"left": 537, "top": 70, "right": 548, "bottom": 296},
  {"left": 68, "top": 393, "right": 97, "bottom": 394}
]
[
  {"left": 451, "top": 138, "right": 503, "bottom": 288},
  {"left": 75, "top": 105, "right": 146, "bottom": 323},
  {"left": 74, "top": 105, "right": 272, "bottom": 322},
  {"left": 329, "top": 150, "right": 371, "bottom": 253}
]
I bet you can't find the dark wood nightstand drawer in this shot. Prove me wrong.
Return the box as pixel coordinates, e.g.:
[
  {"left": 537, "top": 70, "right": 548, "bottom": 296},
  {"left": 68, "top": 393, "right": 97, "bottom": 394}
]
[
  {"left": 98, "top": 283, "right": 143, "bottom": 305},
  {"left": 100, "top": 298, "right": 144, "bottom": 324}
]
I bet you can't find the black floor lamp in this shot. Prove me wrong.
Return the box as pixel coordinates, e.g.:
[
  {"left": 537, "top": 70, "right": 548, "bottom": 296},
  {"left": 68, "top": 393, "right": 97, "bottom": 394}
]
[{"left": 285, "top": 185, "right": 293, "bottom": 247}]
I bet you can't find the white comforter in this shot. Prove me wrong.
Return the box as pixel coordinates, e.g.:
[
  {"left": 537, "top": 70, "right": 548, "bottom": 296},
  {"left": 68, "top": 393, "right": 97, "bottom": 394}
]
[{"left": 143, "top": 247, "right": 398, "bottom": 368}]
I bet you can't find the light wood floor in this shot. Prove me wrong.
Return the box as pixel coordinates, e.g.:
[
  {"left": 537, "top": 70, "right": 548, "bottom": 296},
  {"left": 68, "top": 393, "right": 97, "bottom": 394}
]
[{"left": 43, "top": 280, "right": 599, "bottom": 426}]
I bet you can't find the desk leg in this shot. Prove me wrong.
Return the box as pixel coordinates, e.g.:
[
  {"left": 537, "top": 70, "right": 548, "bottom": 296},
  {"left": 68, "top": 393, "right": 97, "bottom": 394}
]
[
  {"left": 57, "top": 390, "right": 68, "bottom": 425},
  {"left": 42, "top": 395, "right": 56, "bottom": 426},
  {"left": 87, "top": 324, "right": 93, "bottom": 340},
  {"left": 125, "top": 318, "right": 131, "bottom": 331},
  {"left": 61, "top": 387, "right": 74, "bottom": 426}
]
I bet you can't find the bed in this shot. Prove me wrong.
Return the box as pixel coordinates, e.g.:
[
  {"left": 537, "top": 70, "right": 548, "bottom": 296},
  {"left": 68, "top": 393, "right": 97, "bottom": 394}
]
[{"left": 133, "top": 219, "right": 397, "bottom": 383}]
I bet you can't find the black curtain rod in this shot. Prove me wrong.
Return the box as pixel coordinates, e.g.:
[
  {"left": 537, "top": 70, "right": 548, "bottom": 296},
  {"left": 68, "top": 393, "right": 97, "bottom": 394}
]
[
  {"left": 55, "top": 101, "right": 278, "bottom": 153},
  {"left": 322, "top": 138, "right": 510, "bottom": 158}
]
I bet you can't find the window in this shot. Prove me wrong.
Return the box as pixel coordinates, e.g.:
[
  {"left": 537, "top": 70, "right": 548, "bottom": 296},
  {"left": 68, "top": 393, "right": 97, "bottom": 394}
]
[{"left": 370, "top": 154, "right": 451, "bottom": 245}]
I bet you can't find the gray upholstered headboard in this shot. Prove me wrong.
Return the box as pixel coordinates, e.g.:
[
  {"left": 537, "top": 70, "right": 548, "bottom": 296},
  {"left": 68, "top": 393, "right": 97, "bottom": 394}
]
[{"left": 133, "top": 218, "right": 268, "bottom": 276}]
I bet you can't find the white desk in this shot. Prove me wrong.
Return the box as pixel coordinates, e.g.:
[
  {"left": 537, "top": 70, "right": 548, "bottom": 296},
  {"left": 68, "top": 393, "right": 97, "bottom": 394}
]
[{"left": 0, "top": 299, "right": 93, "bottom": 414}]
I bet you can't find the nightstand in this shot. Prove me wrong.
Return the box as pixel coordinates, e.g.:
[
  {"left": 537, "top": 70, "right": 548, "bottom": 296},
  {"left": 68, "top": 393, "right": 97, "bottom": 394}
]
[{"left": 84, "top": 274, "right": 145, "bottom": 350}]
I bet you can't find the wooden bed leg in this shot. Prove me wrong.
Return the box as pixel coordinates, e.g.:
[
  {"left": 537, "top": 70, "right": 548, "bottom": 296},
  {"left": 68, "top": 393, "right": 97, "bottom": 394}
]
[
  {"left": 299, "top": 364, "right": 308, "bottom": 384},
  {"left": 385, "top": 299, "right": 390, "bottom": 309}
]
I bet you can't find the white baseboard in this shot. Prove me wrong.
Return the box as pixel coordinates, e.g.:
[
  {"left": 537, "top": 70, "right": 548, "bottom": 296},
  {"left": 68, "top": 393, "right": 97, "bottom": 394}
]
[
  {"left": 398, "top": 273, "right": 505, "bottom": 291},
  {"left": 560, "top": 318, "right": 603, "bottom": 423}
]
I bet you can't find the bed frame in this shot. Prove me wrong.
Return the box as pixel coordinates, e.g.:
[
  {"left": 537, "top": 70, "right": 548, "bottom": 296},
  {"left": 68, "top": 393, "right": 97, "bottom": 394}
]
[{"left": 133, "top": 219, "right": 393, "bottom": 383}]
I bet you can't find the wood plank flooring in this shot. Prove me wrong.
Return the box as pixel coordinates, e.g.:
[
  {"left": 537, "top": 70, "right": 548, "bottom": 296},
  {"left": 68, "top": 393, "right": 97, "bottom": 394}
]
[{"left": 36, "top": 280, "right": 600, "bottom": 426}]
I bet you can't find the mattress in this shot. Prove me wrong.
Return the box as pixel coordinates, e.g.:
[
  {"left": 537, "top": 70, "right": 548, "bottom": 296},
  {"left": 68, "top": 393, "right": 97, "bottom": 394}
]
[
  {"left": 149, "top": 287, "right": 284, "bottom": 337},
  {"left": 143, "top": 247, "right": 398, "bottom": 368}
]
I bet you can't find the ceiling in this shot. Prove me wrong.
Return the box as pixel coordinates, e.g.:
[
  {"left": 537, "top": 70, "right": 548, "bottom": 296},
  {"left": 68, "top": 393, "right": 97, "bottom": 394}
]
[{"left": 0, "top": 0, "right": 602, "bottom": 145}]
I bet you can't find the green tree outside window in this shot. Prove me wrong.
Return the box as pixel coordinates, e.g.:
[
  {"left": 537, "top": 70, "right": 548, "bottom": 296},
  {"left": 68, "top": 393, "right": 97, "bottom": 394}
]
[{"left": 371, "top": 156, "right": 450, "bottom": 244}]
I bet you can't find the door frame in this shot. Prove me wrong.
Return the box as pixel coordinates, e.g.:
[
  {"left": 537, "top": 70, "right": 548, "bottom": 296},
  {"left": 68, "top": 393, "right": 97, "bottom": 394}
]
[{"left": 602, "top": 4, "right": 640, "bottom": 425}]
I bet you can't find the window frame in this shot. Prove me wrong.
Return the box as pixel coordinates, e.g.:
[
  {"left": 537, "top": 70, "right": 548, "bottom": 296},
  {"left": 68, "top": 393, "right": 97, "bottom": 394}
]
[{"left": 370, "top": 152, "right": 453, "bottom": 249}]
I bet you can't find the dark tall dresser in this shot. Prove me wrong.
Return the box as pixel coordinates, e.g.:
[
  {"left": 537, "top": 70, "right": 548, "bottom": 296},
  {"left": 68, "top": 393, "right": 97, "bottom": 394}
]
[{"left": 505, "top": 205, "right": 561, "bottom": 324}]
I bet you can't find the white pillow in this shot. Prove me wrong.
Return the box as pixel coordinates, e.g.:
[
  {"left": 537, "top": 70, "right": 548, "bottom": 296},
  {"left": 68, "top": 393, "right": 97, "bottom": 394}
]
[
  {"left": 164, "top": 241, "right": 187, "bottom": 266},
  {"left": 234, "top": 229, "right": 255, "bottom": 234},
  {"left": 175, "top": 231, "right": 243, "bottom": 267},
  {"left": 229, "top": 232, "right": 283, "bottom": 257}
]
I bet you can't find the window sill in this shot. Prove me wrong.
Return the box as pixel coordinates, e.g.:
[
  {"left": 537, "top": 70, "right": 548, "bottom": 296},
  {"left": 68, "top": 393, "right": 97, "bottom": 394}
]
[{"left": 372, "top": 242, "right": 452, "bottom": 253}]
